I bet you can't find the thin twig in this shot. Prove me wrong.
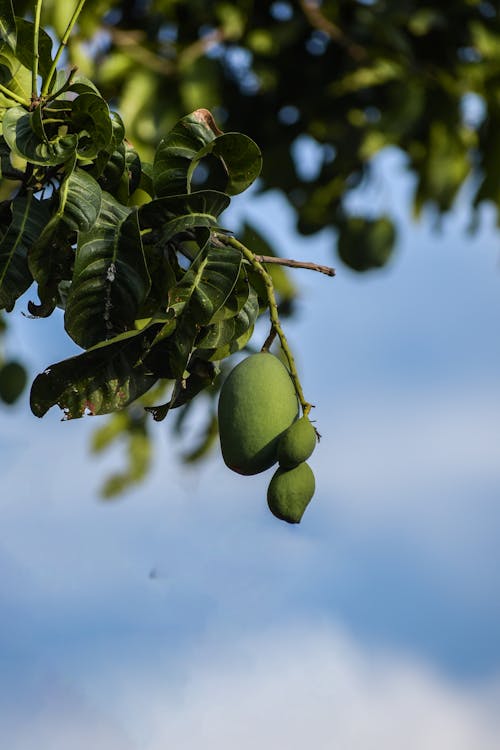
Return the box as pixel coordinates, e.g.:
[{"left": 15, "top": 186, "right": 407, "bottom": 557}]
[
  {"left": 105, "top": 27, "right": 176, "bottom": 76},
  {"left": 105, "top": 25, "right": 230, "bottom": 76},
  {"left": 178, "top": 28, "right": 228, "bottom": 68},
  {"left": 254, "top": 254, "right": 335, "bottom": 277},
  {"left": 299, "top": 0, "right": 367, "bottom": 62},
  {"left": 41, "top": 0, "right": 88, "bottom": 96}
]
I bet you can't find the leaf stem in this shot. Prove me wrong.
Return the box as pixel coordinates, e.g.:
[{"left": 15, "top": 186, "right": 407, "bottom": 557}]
[
  {"left": 32, "top": 0, "right": 43, "bottom": 99},
  {"left": 0, "top": 83, "right": 30, "bottom": 106},
  {"left": 220, "top": 234, "right": 313, "bottom": 417},
  {"left": 41, "top": 0, "right": 88, "bottom": 96},
  {"left": 254, "top": 254, "right": 335, "bottom": 277}
]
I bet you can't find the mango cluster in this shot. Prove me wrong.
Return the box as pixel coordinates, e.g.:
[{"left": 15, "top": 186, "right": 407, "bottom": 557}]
[{"left": 218, "top": 353, "right": 317, "bottom": 523}]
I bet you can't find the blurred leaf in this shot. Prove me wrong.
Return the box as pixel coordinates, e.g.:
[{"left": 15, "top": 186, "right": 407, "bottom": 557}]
[
  {"left": 100, "top": 419, "right": 152, "bottom": 498},
  {"left": 0, "top": 359, "right": 26, "bottom": 404},
  {"left": 91, "top": 410, "right": 131, "bottom": 452},
  {"left": 181, "top": 411, "right": 218, "bottom": 463},
  {"left": 414, "top": 122, "right": 471, "bottom": 214},
  {"left": 337, "top": 216, "right": 396, "bottom": 272}
]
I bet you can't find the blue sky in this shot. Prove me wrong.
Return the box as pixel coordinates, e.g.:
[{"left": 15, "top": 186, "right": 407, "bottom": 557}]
[{"left": 1, "top": 148, "right": 499, "bottom": 748}]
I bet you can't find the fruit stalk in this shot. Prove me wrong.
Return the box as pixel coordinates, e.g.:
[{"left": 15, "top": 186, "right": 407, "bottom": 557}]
[{"left": 219, "top": 234, "right": 312, "bottom": 417}]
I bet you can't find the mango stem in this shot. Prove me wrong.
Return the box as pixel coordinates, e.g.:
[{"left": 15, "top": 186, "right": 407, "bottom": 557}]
[{"left": 218, "top": 234, "right": 312, "bottom": 417}]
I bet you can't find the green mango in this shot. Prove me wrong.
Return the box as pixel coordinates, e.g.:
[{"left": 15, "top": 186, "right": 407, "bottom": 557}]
[
  {"left": 267, "top": 462, "right": 315, "bottom": 524},
  {"left": 218, "top": 352, "right": 299, "bottom": 475},
  {"left": 0, "top": 361, "right": 27, "bottom": 405},
  {"left": 277, "top": 415, "right": 317, "bottom": 468}
]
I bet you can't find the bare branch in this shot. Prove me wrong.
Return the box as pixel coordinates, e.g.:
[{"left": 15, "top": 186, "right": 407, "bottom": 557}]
[
  {"left": 299, "top": 0, "right": 367, "bottom": 62},
  {"left": 254, "top": 255, "right": 335, "bottom": 277}
]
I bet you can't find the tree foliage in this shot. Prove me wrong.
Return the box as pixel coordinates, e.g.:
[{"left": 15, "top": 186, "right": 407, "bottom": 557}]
[{"left": 1, "top": 0, "right": 499, "bottom": 496}]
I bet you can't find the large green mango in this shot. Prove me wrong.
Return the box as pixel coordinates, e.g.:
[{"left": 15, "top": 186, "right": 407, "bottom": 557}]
[{"left": 218, "top": 352, "right": 299, "bottom": 475}]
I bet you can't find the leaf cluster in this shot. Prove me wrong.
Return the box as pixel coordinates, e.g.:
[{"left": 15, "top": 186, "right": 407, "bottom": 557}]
[{"left": 0, "top": 8, "right": 264, "bottom": 425}]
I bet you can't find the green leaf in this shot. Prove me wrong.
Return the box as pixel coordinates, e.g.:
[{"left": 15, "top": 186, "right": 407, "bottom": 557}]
[
  {"left": 187, "top": 132, "right": 262, "bottom": 195},
  {"left": 153, "top": 108, "right": 223, "bottom": 197},
  {"left": 3, "top": 105, "right": 77, "bottom": 165},
  {"left": 58, "top": 164, "right": 103, "bottom": 232},
  {"left": 153, "top": 108, "right": 261, "bottom": 198},
  {"left": 48, "top": 71, "right": 100, "bottom": 100},
  {"left": 209, "top": 324, "right": 255, "bottom": 361},
  {"left": 210, "top": 272, "right": 251, "bottom": 322},
  {"left": 64, "top": 193, "right": 151, "bottom": 349},
  {"left": 28, "top": 165, "right": 102, "bottom": 313},
  {"left": 71, "top": 92, "right": 113, "bottom": 160},
  {"left": 169, "top": 240, "right": 242, "bottom": 322},
  {"left": 145, "top": 356, "right": 217, "bottom": 420},
  {"left": 92, "top": 110, "right": 126, "bottom": 184},
  {"left": 27, "top": 222, "right": 74, "bottom": 317},
  {"left": 15, "top": 19, "right": 53, "bottom": 80},
  {"left": 143, "top": 238, "right": 243, "bottom": 414},
  {"left": 0, "top": 133, "right": 23, "bottom": 179},
  {"left": 140, "top": 189, "right": 229, "bottom": 229},
  {"left": 30, "top": 329, "right": 159, "bottom": 419},
  {"left": 0, "top": 42, "right": 30, "bottom": 109},
  {"left": 197, "top": 283, "right": 259, "bottom": 350},
  {"left": 0, "top": 1, "right": 16, "bottom": 49},
  {"left": 0, "top": 193, "right": 50, "bottom": 310}
]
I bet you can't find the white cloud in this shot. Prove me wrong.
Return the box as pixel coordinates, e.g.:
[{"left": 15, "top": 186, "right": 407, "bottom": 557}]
[
  {"left": 316, "top": 382, "right": 500, "bottom": 521},
  {"left": 135, "top": 624, "right": 500, "bottom": 750},
  {"left": 3, "top": 623, "right": 498, "bottom": 750},
  {"left": 0, "top": 671, "right": 137, "bottom": 750}
]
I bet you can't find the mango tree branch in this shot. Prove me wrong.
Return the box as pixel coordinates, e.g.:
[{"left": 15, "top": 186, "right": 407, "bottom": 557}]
[
  {"left": 217, "top": 233, "right": 315, "bottom": 417},
  {"left": 254, "top": 255, "right": 335, "bottom": 277},
  {"left": 299, "top": 0, "right": 367, "bottom": 62}
]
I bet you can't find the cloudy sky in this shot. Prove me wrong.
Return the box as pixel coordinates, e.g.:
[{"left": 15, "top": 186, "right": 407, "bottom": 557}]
[{"left": 1, "top": 148, "right": 499, "bottom": 748}]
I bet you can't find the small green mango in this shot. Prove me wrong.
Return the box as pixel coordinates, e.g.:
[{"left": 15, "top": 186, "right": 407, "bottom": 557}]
[
  {"left": 218, "top": 352, "right": 299, "bottom": 475},
  {"left": 0, "top": 361, "right": 27, "bottom": 405},
  {"left": 267, "top": 462, "right": 315, "bottom": 524},
  {"left": 277, "top": 415, "right": 317, "bottom": 468}
]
